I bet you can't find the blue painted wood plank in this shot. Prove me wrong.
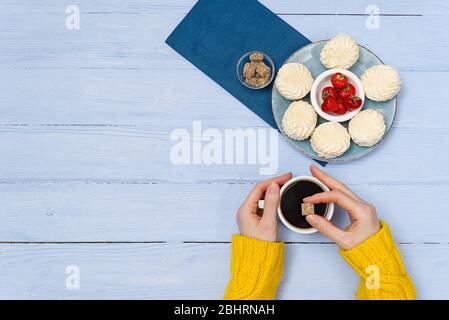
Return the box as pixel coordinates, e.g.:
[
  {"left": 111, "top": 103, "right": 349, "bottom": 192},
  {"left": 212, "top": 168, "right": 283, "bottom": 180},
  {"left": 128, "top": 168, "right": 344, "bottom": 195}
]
[
  {"left": 1, "top": 0, "right": 448, "bottom": 15},
  {"left": 0, "top": 12, "right": 448, "bottom": 71},
  {"left": 260, "top": 0, "right": 449, "bottom": 15},
  {"left": 0, "top": 69, "right": 445, "bottom": 129},
  {"left": 0, "top": 125, "right": 446, "bottom": 184},
  {"left": 0, "top": 242, "right": 443, "bottom": 299},
  {"left": 0, "top": 182, "right": 447, "bottom": 243}
]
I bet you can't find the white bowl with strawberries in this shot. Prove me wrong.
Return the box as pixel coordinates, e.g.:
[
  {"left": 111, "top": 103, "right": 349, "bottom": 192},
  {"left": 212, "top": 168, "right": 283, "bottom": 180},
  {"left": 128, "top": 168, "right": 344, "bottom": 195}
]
[{"left": 310, "top": 68, "right": 365, "bottom": 122}]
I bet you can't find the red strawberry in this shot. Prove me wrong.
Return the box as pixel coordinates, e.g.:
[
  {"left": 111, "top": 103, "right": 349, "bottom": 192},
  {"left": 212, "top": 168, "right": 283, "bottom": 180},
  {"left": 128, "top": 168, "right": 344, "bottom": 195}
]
[
  {"left": 322, "top": 96, "right": 338, "bottom": 113},
  {"left": 342, "top": 97, "right": 354, "bottom": 110},
  {"left": 321, "top": 101, "right": 332, "bottom": 113},
  {"left": 322, "top": 86, "right": 337, "bottom": 100},
  {"left": 334, "top": 97, "right": 347, "bottom": 115},
  {"left": 346, "top": 95, "right": 362, "bottom": 110},
  {"left": 331, "top": 72, "right": 348, "bottom": 89},
  {"left": 337, "top": 83, "right": 356, "bottom": 99}
]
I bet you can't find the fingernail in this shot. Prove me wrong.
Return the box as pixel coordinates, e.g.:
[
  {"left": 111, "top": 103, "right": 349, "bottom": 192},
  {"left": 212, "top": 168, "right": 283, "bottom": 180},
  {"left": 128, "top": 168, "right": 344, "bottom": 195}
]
[
  {"left": 306, "top": 214, "right": 318, "bottom": 224},
  {"left": 303, "top": 196, "right": 312, "bottom": 202},
  {"left": 267, "top": 182, "right": 278, "bottom": 194}
]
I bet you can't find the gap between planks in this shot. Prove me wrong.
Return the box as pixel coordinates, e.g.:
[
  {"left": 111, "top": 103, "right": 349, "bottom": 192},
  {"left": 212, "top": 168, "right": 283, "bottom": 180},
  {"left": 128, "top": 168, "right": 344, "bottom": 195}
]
[
  {"left": 6, "top": 67, "right": 449, "bottom": 72},
  {"left": 1, "top": 179, "right": 449, "bottom": 186},
  {"left": 0, "top": 241, "right": 445, "bottom": 245},
  {"left": 277, "top": 13, "right": 423, "bottom": 16},
  {"left": 26, "top": 11, "right": 426, "bottom": 17}
]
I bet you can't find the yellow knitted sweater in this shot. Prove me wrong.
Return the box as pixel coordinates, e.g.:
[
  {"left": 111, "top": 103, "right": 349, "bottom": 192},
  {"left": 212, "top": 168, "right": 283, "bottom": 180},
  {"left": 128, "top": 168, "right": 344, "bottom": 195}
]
[{"left": 224, "top": 221, "right": 416, "bottom": 300}]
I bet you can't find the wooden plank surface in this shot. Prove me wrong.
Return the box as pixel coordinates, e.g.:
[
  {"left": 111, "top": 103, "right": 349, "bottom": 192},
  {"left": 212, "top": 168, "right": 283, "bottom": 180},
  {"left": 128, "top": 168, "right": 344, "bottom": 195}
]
[
  {"left": 0, "top": 182, "right": 446, "bottom": 243},
  {"left": 1, "top": 14, "right": 448, "bottom": 71},
  {"left": 0, "top": 69, "right": 445, "bottom": 127},
  {"left": 0, "top": 0, "right": 448, "bottom": 299},
  {"left": 2, "top": 0, "right": 448, "bottom": 15},
  {"left": 0, "top": 125, "right": 446, "bottom": 184},
  {"left": 0, "top": 243, "right": 446, "bottom": 299}
]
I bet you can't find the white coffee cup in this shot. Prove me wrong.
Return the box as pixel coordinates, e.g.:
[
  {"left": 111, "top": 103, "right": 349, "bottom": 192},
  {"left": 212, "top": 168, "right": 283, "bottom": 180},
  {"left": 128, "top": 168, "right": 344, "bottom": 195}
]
[{"left": 258, "top": 176, "right": 334, "bottom": 234}]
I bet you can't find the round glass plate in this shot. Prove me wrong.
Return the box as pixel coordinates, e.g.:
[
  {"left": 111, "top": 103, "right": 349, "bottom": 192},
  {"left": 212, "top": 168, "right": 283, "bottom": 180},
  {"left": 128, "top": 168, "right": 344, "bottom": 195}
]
[{"left": 272, "top": 40, "right": 397, "bottom": 163}]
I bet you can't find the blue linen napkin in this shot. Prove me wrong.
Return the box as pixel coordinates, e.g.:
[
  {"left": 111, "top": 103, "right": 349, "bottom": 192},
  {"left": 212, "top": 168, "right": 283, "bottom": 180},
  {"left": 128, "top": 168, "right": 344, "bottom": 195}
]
[{"left": 166, "top": 0, "right": 326, "bottom": 166}]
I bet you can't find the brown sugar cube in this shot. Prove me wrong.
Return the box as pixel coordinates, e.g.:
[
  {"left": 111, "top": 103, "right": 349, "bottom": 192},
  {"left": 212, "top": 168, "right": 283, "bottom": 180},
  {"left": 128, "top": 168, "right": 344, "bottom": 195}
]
[
  {"left": 255, "top": 75, "right": 270, "bottom": 86},
  {"left": 243, "top": 62, "right": 257, "bottom": 79},
  {"left": 301, "top": 203, "right": 314, "bottom": 216},
  {"left": 245, "top": 77, "right": 259, "bottom": 86},
  {"left": 249, "top": 52, "right": 264, "bottom": 62},
  {"left": 256, "top": 62, "right": 271, "bottom": 78}
]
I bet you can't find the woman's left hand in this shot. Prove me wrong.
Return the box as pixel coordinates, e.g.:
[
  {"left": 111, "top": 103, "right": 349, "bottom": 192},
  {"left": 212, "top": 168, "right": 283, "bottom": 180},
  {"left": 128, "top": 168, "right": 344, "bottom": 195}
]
[{"left": 236, "top": 173, "right": 292, "bottom": 242}]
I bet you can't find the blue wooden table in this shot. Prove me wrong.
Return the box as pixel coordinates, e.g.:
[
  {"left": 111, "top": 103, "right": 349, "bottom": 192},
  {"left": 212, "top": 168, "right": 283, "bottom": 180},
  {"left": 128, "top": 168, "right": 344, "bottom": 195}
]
[{"left": 0, "top": 0, "right": 448, "bottom": 299}]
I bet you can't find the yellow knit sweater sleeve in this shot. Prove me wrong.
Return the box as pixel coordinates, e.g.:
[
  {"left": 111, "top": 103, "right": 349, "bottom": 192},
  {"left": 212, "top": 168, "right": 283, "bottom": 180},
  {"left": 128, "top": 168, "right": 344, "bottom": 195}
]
[
  {"left": 340, "top": 221, "right": 416, "bottom": 300},
  {"left": 224, "top": 234, "right": 284, "bottom": 300}
]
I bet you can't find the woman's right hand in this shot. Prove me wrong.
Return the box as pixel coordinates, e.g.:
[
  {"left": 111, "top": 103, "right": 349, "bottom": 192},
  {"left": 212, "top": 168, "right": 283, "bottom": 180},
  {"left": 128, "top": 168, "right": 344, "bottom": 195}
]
[
  {"left": 236, "top": 173, "right": 292, "bottom": 242},
  {"left": 304, "top": 165, "right": 381, "bottom": 250}
]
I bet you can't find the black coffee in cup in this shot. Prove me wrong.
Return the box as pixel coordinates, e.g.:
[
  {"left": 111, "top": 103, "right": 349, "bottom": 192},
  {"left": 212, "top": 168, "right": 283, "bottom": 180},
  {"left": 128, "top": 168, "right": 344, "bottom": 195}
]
[{"left": 280, "top": 180, "right": 327, "bottom": 229}]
